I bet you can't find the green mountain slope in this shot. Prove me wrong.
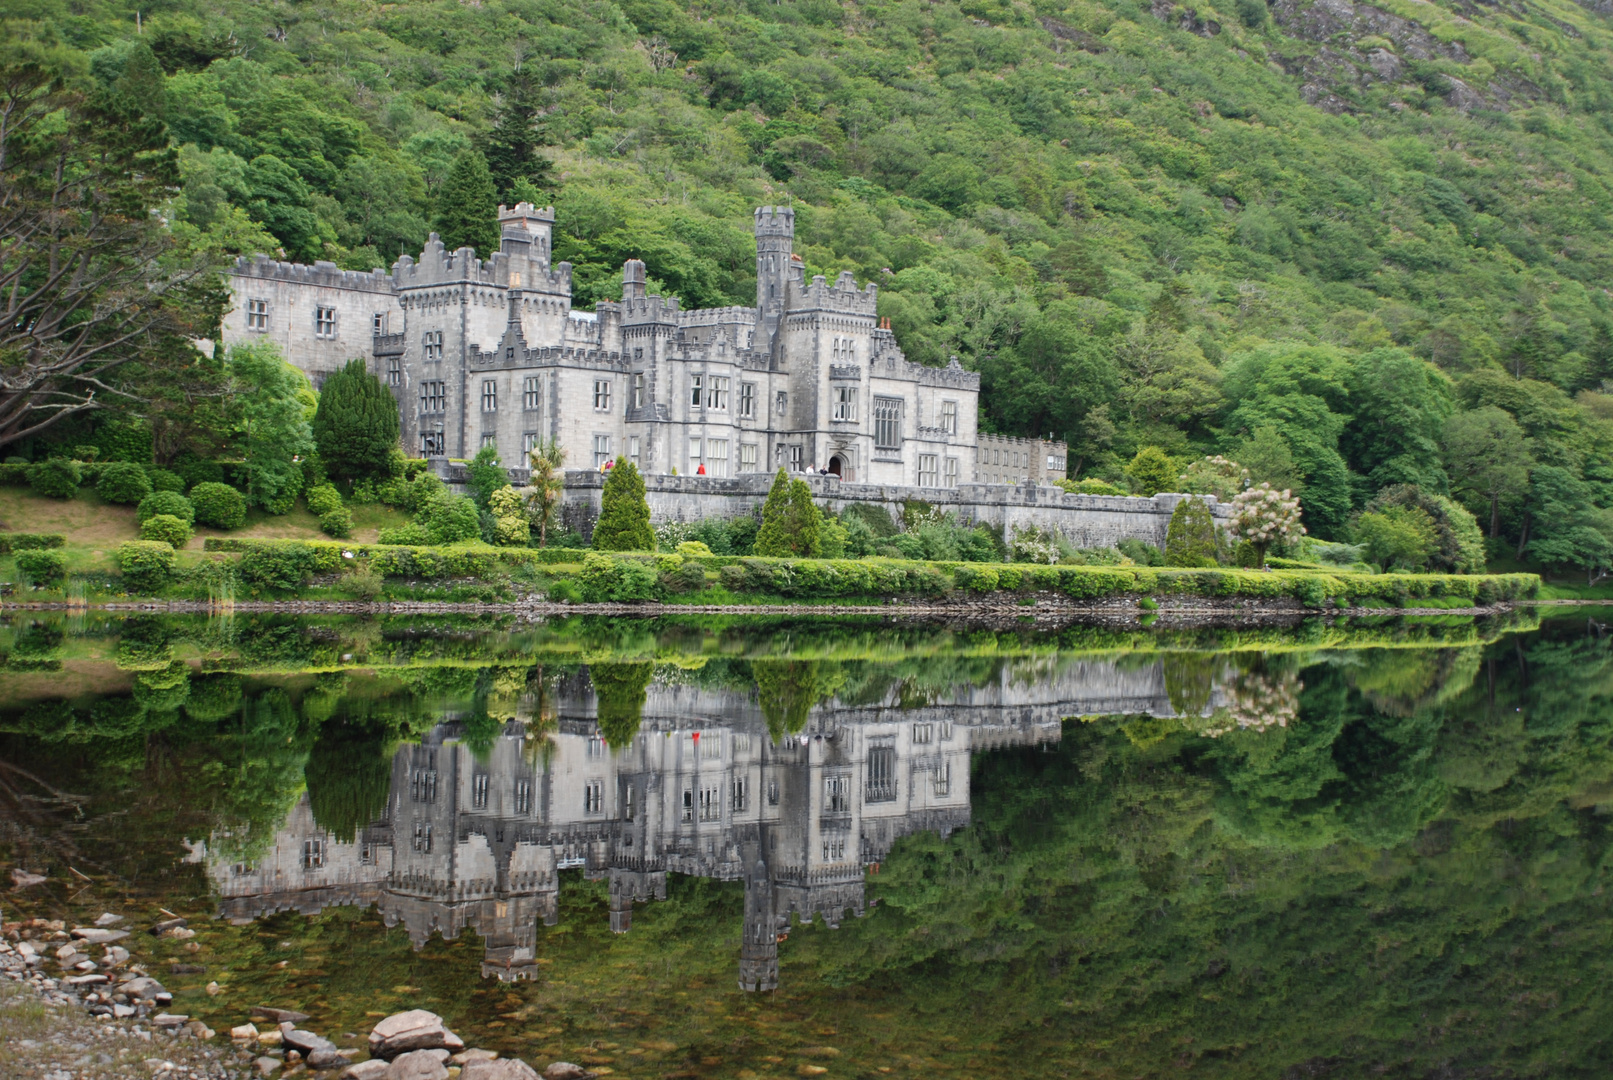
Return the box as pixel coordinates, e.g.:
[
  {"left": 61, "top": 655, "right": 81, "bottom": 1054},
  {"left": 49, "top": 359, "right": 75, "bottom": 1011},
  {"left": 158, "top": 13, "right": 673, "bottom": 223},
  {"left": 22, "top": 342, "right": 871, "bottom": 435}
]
[{"left": 11, "top": 0, "right": 1613, "bottom": 552}]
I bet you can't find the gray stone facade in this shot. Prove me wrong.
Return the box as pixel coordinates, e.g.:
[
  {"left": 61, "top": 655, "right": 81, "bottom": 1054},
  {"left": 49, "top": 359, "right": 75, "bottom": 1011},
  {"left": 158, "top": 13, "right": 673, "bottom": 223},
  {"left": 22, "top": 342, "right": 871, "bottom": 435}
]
[{"left": 225, "top": 204, "right": 1047, "bottom": 490}]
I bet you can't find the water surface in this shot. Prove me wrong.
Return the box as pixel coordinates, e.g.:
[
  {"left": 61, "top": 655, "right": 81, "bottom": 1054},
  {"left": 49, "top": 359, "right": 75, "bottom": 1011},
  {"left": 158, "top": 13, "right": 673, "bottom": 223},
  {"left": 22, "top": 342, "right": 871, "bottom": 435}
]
[{"left": 2, "top": 611, "right": 1609, "bottom": 1077}]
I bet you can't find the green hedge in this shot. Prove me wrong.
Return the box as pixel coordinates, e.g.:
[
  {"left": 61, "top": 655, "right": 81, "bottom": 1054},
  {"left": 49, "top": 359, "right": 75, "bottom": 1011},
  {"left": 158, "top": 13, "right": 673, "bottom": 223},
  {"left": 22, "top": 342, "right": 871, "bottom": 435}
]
[
  {"left": 118, "top": 541, "right": 176, "bottom": 592},
  {"left": 14, "top": 548, "right": 67, "bottom": 586},
  {"left": 191, "top": 537, "right": 1539, "bottom": 604},
  {"left": 0, "top": 533, "right": 66, "bottom": 553}
]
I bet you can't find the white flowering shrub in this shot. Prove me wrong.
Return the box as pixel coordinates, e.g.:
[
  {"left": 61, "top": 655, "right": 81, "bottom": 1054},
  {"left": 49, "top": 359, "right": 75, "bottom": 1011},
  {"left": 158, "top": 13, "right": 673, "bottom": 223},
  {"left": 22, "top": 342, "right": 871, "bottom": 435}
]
[
  {"left": 1009, "top": 523, "right": 1063, "bottom": 564},
  {"left": 654, "top": 520, "right": 697, "bottom": 552},
  {"left": 1227, "top": 482, "right": 1305, "bottom": 566}
]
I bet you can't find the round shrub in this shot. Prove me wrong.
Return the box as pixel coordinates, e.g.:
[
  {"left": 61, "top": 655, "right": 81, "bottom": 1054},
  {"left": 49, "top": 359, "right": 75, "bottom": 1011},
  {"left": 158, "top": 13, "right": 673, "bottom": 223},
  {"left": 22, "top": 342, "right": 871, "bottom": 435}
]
[
  {"left": 675, "top": 540, "right": 714, "bottom": 557},
  {"left": 189, "top": 482, "right": 246, "bottom": 530},
  {"left": 27, "top": 457, "right": 82, "bottom": 499},
  {"left": 136, "top": 490, "right": 195, "bottom": 526},
  {"left": 15, "top": 548, "right": 67, "bottom": 587},
  {"left": 417, "top": 492, "right": 481, "bottom": 544},
  {"left": 319, "top": 506, "right": 354, "bottom": 539},
  {"left": 306, "top": 483, "right": 344, "bottom": 516},
  {"left": 140, "top": 513, "right": 192, "bottom": 548},
  {"left": 118, "top": 540, "right": 176, "bottom": 593},
  {"left": 147, "top": 468, "right": 186, "bottom": 493},
  {"left": 96, "top": 461, "right": 153, "bottom": 505}
]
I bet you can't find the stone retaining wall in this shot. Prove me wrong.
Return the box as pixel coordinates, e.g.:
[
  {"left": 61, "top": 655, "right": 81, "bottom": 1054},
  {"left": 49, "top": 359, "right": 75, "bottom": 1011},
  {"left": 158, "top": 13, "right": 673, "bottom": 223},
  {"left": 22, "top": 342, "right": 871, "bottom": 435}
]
[{"left": 429, "top": 458, "right": 1227, "bottom": 549}]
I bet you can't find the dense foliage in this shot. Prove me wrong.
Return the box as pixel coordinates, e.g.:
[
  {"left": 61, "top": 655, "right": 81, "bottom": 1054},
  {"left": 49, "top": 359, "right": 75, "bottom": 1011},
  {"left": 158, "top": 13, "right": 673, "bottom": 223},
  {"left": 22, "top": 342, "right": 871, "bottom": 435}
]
[{"left": 14, "top": 0, "right": 1613, "bottom": 572}]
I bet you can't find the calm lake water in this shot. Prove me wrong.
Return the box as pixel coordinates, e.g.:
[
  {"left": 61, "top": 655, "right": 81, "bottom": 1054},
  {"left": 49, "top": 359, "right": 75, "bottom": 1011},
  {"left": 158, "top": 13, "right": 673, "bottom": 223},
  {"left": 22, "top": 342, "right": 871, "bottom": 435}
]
[{"left": 2, "top": 610, "right": 1610, "bottom": 1077}]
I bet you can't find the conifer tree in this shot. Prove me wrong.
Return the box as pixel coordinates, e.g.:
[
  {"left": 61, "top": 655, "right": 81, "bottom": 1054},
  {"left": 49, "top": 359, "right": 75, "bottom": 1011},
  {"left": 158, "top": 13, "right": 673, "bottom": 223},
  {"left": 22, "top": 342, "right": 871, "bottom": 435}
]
[
  {"left": 1164, "top": 496, "right": 1219, "bottom": 567},
  {"left": 753, "top": 469, "right": 794, "bottom": 556},
  {"left": 311, "top": 358, "right": 401, "bottom": 481},
  {"left": 484, "top": 71, "right": 554, "bottom": 201},
  {"left": 788, "top": 477, "right": 824, "bottom": 557},
  {"left": 592, "top": 458, "right": 654, "bottom": 551},
  {"left": 433, "top": 149, "right": 499, "bottom": 254},
  {"left": 755, "top": 469, "right": 823, "bottom": 557}
]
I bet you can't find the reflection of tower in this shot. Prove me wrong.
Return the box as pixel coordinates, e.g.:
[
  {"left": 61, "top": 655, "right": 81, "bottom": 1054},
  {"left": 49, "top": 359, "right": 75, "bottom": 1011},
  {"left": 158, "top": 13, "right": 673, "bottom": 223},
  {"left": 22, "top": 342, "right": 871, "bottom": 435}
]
[
  {"left": 738, "top": 856, "right": 778, "bottom": 992},
  {"left": 608, "top": 866, "right": 667, "bottom": 934}
]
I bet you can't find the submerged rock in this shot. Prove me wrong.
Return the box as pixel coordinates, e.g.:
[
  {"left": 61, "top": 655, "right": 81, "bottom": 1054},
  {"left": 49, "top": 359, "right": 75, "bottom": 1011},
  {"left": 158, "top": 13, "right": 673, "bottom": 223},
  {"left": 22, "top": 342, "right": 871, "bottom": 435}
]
[
  {"left": 252, "top": 1005, "right": 312, "bottom": 1024},
  {"left": 542, "top": 1064, "right": 595, "bottom": 1080},
  {"left": 463, "top": 1060, "right": 540, "bottom": 1080},
  {"left": 385, "top": 1049, "right": 451, "bottom": 1080}
]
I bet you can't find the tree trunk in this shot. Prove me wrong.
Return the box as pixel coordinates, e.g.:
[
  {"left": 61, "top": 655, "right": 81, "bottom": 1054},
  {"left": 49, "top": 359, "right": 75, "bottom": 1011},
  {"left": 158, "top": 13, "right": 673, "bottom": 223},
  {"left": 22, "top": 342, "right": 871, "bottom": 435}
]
[
  {"left": 1489, "top": 492, "right": 1500, "bottom": 539},
  {"left": 1515, "top": 511, "right": 1531, "bottom": 560}
]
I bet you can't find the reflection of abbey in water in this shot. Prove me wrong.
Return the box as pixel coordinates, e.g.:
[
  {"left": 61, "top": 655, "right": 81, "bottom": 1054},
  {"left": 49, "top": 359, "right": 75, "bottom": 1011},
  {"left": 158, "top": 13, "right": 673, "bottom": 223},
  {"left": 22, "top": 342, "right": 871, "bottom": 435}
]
[{"left": 206, "top": 661, "right": 1222, "bottom": 990}]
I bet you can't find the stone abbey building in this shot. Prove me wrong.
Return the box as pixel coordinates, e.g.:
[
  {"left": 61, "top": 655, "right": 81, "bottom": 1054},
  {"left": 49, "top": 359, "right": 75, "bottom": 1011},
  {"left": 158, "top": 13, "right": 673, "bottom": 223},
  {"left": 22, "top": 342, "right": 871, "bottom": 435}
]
[{"left": 224, "top": 204, "right": 1067, "bottom": 488}]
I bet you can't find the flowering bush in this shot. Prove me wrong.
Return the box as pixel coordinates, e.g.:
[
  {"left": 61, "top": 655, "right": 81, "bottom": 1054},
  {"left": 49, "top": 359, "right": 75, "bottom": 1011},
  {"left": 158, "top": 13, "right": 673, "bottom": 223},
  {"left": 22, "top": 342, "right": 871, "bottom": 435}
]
[
  {"left": 1226, "top": 483, "right": 1304, "bottom": 567},
  {"left": 1008, "top": 523, "right": 1063, "bottom": 564}
]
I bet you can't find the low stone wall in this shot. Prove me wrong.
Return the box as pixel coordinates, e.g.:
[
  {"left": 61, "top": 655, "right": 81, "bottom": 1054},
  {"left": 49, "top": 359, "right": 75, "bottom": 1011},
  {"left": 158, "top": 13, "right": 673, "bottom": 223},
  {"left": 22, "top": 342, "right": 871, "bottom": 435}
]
[
  {"left": 565, "top": 473, "right": 1221, "bottom": 549},
  {"left": 428, "top": 458, "right": 1226, "bottom": 548}
]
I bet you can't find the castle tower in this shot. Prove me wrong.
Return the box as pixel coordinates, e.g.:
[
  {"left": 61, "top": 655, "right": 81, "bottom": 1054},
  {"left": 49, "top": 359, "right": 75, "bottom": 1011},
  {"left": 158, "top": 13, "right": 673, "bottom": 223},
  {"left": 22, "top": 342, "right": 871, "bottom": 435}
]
[
  {"left": 498, "top": 203, "right": 554, "bottom": 266},
  {"left": 754, "top": 206, "right": 795, "bottom": 360},
  {"left": 623, "top": 258, "right": 647, "bottom": 301}
]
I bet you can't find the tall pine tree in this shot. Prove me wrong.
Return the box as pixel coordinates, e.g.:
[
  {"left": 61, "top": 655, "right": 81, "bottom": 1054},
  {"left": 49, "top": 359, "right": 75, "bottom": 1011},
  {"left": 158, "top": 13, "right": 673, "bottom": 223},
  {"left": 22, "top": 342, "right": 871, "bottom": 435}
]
[
  {"left": 433, "top": 149, "right": 499, "bottom": 255},
  {"left": 311, "top": 358, "right": 401, "bottom": 481},
  {"left": 592, "top": 459, "right": 654, "bottom": 551},
  {"left": 484, "top": 71, "right": 553, "bottom": 201}
]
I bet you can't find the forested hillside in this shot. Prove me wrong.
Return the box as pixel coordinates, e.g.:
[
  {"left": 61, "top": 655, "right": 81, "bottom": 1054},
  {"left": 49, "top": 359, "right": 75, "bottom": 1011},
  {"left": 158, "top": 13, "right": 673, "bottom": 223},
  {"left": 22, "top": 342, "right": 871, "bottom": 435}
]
[{"left": 9, "top": 0, "right": 1613, "bottom": 567}]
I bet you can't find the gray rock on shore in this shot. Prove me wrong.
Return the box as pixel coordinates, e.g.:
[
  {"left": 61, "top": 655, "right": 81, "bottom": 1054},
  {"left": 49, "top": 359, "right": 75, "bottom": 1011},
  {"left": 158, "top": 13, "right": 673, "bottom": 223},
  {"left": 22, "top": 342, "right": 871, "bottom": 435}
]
[{"left": 367, "top": 1010, "right": 465, "bottom": 1059}]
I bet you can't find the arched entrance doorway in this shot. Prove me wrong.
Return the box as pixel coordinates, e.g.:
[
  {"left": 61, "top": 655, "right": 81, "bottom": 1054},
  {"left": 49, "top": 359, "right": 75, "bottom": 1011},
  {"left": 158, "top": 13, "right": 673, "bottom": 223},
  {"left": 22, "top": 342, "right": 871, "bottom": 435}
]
[{"left": 827, "top": 455, "right": 845, "bottom": 477}]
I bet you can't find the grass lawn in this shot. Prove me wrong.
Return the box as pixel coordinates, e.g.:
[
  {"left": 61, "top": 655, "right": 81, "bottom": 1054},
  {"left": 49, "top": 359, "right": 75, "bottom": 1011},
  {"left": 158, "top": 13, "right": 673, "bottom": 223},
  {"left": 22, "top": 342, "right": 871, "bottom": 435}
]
[{"left": 0, "top": 485, "right": 410, "bottom": 554}]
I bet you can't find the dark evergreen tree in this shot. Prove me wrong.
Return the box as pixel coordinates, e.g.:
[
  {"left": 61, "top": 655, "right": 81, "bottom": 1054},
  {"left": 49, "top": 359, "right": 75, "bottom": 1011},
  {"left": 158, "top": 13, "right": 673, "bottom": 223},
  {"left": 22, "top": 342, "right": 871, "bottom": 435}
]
[
  {"left": 311, "top": 358, "right": 401, "bottom": 482},
  {"left": 483, "top": 71, "right": 554, "bottom": 201},
  {"left": 753, "top": 469, "right": 794, "bottom": 556},
  {"left": 592, "top": 459, "right": 654, "bottom": 551},
  {"left": 433, "top": 149, "right": 499, "bottom": 255},
  {"left": 1164, "top": 496, "right": 1218, "bottom": 567}
]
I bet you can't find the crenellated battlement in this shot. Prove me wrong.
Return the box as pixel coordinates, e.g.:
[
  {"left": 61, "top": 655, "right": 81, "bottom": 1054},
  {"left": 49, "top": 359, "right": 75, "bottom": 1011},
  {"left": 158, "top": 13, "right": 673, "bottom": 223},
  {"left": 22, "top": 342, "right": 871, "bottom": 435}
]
[
  {"left": 754, "top": 205, "right": 795, "bottom": 238},
  {"left": 678, "top": 305, "right": 759, "bottom": 326},
  {"left": 789, "top": 270, "right": 879, "bottom": 316},
  {"left": 616, "top": 293, "right": 682, "bottom": 322},
  {"left": 232, "top": 254, "right": 395, "bottom": 293}
]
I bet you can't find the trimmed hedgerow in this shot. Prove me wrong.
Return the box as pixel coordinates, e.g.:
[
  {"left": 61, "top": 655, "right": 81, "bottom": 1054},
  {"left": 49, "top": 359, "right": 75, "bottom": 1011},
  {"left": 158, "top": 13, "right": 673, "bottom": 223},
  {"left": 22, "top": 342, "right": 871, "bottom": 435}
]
[
  {"left": 118, "top": 541, "right": 176, "bottom": 592},
  {"left": 0, "top": 533, "right": 66, "bottom": 553},
  {"left": 15, "top": 548, "right": 67, "bottom": 586},
  {"left": 27, "top": 458, "right": 82, "bottom": 499},
  {"left": 192, "top": 537, "right": 1539, "bottom": 605},
  {"left": 189, "top": 482, "right": 246, "bottom": 530}
]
